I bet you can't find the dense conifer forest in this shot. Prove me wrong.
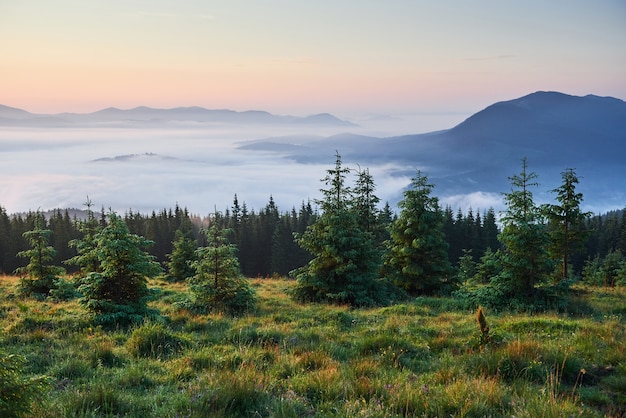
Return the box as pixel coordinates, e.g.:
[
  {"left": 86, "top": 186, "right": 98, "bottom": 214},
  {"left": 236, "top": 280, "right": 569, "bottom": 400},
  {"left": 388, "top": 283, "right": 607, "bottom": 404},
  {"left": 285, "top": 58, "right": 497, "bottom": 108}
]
[{"left": 0, "top": 191, "right": 624, "bottom": 283}]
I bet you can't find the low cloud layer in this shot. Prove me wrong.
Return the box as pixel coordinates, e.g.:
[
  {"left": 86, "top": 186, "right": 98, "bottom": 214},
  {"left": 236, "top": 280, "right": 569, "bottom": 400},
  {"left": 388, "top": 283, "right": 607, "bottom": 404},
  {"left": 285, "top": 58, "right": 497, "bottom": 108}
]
[{"left": 0, "top": 124, "right": 421, "bottom": 216}]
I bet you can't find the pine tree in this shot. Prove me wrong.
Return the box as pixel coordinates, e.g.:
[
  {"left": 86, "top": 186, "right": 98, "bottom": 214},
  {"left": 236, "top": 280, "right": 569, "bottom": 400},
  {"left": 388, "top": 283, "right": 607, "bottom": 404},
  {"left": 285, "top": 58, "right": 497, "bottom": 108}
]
[
  {"left": 292, "top": 152, "right": 385, "bottom": 306},
  {"left": 77, "top": 211, "right": 162, "bottom": 326},
  {"left": 15, "top": 212, "right": 64, "bottom": 296},
  {"left": 189, "top": 224, "right": 255, "bottom": 314},
  {"left": 166, "top": 227, "right": 197, "bottom": 281},
  {"left": 383, "top": 170, "right": 454, "bottom": 295},
  {"left": 482, "top": 208, "right": 500, "bottom": 252},
  {"left": 67, "top": 197, "right": 101, "bottom": 274},
  {"left": 473, "top": 247, "right": 503, "bottom": 284},
  {"left": 0, "top": 206, "right": 11, "bottom": 274},
  {"left": 495, "top": 158, "right": 551, "bottom": 296},
  {"left": 542, "top": 168, "right": 591, "bottom": 281}
]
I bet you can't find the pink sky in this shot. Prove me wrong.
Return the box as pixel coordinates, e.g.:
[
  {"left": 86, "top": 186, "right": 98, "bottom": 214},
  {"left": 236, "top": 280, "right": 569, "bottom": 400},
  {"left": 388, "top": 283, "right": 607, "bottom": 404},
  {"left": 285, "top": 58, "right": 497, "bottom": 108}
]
[{"left": 1, "top": 1, "right": 625, "bottom": 117}]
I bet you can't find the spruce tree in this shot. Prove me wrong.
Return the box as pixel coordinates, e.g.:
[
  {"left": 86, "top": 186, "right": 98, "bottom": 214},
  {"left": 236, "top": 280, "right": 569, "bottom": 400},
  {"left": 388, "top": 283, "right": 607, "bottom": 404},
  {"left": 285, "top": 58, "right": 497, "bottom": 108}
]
[
  {"left": 189, "top": 224, "right": 255, "bottom": 314},
  {"left": 542, "top": 168, "right": 591, "bottom": 281},
  {"left": 166, "top": 228, "right": 197, "bottom": 281},
  {"left": 67, "top": 197, "right": 101, "bottom": 274},
  {"left": 15, "top": 212, "right": 64, "bottom": 296},
  {"left": 495, "top": 158, "right": 551, "bottom": 296},
  {"left": 77, "top": 212, "right": 162, "bottom": 326},
  {"left": 383, "top": 170, "right": 454, "bottom": 295},
  {"left": 292, "top": 152, "right": 385, "bottom": 306},
  {"left": 0, "top": 206, "right": 12, "bottom": 274}
]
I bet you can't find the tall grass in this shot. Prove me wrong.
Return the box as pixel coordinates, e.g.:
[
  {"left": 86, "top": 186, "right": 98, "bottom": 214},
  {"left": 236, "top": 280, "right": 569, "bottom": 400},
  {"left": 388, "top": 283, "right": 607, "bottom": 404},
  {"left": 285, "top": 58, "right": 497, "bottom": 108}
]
[{"left": 1, "top": 275, "right": 624, "bottom": 417}]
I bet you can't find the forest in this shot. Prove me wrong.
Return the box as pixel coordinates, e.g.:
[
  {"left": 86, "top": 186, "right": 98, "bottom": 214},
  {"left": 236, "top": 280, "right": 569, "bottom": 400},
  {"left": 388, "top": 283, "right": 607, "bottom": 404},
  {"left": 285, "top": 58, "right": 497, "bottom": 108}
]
[
  {"left": 1, "top": 156, "right": 626, "bottom": 417},
  {"left": 0, "top": 161, "right": 625, "bottom": 288}
]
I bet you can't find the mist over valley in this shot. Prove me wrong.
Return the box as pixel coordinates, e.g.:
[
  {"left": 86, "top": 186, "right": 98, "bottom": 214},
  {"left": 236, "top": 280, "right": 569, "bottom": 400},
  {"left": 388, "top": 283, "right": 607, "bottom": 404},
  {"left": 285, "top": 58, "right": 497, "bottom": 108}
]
[{"left": 1, "top": 91, "right": 624, "bottom": 217}]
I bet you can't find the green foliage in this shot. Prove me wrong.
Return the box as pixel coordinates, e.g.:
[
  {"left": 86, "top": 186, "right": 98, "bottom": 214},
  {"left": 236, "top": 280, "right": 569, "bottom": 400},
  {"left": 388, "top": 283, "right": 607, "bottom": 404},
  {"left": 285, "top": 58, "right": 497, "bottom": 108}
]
[
  {"left": 582, "top": 250, "right": 626, "bottom": 288},
  {"left": 77, "top": 211, "right": 163, "bottom": 326},
  {"left": 456, "top": 249, "right": 476, "bottom": 285},
  {"left": 542, "top": 168, "right": 591, "bottom": 282},
  {"left": 383, "top": 170, "right": 455, "bottom": 295},
  {"left": 1, "top": 277, "right": 625, "bottom": 416},
  {"left": 189, "top": 225, "right": 255, "bottom": 314},
  {"left": 15, "top": 213, "right": 64, "bottom": 296},
  {"left": 126, "top": 322, "right": 188, "bottom": 359},
  {"left": 472, "top": 247, "right": 503, "bottom": 284},
  {"left": 0, "top": 349, "right": 50, "bottom": 418},
  {"left": 48, "top": 276, "right": 79, "bottom": 301},
  {"left": 66, "top": 197, "right": 101, "bottom": 274},
  {"left": 292, "top": 153, "right": 390, "bottom": 307},
  {"left": 166, "top": 228, "right": 197, "bottom": 281},
  {"left": 496, "top": 158, "right": 551, "bottom": 297}
]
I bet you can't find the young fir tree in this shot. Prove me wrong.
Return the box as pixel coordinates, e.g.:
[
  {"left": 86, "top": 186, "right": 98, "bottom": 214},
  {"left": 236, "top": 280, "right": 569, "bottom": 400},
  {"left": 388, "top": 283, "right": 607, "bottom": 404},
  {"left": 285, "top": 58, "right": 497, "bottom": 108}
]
[
  {"left": 383, "top": 170, "right": 454, "bottom": 295},
  {"left": 15, "top": 212, "right": 64, "bottom": 296},
  {"left": 166, "top": 216, "right": 197, "bottom": 281},
  {"left": 473, "top": 247, "right": 503, "bottom": 284},
  {"left": 67, "top": 197, "right": 101, "bottom": 274},
  {"left": 77, "top": 212, "right": 162, "bottom": 326},
  {"left": 189, "top": 224, "right": 255, "bottom": 314},
  {"left": 292, "top": 152, "right": 385, "bottom": 307},
  {"left": 542, "top": 168, "right": 591, "bottom": 282},
  {"left": 495, "top": 158, "right": 551, "bottom": 297}
]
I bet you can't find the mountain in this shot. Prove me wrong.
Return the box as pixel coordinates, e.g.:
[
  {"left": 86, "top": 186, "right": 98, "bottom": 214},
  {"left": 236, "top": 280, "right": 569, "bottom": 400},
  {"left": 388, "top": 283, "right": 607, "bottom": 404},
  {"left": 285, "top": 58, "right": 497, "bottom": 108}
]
[
  {"left": 240, "top": 91, "right": 626, "bottom": 209},
  {"left": 0, "top": 105, "right": 356, "bottom": 127}
]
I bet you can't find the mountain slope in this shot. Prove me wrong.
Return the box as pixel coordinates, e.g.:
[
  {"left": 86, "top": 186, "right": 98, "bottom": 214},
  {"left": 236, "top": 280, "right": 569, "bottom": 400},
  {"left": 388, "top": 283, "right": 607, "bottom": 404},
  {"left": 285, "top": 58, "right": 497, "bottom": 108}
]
[{"left": 241, "top": 91, "right": 626, "bottom": 207}]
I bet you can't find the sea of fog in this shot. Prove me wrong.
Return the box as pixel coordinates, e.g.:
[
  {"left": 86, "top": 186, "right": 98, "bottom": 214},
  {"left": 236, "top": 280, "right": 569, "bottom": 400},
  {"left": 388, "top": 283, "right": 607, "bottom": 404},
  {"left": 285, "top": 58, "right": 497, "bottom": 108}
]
[{"left": 1, "top": 112, "right": 482, "bottom": 216}]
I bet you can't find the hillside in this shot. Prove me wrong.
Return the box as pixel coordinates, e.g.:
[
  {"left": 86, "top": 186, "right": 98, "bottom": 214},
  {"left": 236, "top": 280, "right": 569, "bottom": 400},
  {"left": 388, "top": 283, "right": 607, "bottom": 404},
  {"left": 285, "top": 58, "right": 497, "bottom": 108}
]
[
  {"left": 1, "top": 276, "right": 624, "bottom": 417},
  {"left": 240, "top": 91, "right": 626, "bottom": 209}
]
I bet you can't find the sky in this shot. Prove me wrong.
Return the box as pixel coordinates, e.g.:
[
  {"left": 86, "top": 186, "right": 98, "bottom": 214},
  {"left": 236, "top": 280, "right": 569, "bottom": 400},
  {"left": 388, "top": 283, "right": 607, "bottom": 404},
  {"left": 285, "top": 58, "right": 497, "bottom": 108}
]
[{"left": 1, "top": 0, "right": 625, "bottom": 121}]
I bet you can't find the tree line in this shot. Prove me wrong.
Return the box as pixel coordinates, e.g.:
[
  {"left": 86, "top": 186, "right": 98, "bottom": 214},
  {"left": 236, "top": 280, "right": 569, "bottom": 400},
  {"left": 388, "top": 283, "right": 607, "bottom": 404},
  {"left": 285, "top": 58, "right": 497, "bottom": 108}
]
[
  {"left": 0, "top": 196, "right": 501, "bottom": 279},
  {"left": 1, "top": 156, "right": 626, "bottom": 302}
]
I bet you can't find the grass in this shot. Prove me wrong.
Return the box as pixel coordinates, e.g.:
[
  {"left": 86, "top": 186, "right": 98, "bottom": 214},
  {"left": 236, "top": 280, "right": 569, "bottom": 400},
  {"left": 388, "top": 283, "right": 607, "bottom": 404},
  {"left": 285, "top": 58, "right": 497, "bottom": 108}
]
[{"left": 1, "top": 274, "right": 625, "bottom": 417}]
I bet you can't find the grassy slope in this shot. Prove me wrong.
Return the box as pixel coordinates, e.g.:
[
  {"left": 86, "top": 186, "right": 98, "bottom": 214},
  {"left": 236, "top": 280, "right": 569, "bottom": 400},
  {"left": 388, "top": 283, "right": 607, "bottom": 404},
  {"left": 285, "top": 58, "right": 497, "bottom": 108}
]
[{"left": 1, "top": 274, "right": 625, "bottom": 417}]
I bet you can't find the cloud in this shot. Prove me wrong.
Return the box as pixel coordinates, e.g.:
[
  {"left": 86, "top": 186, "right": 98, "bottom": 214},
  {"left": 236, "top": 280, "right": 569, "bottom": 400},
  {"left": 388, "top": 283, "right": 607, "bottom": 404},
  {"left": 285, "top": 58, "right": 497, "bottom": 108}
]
[{"left": 439, "top": 191, "right": 504, "bottom": 213}]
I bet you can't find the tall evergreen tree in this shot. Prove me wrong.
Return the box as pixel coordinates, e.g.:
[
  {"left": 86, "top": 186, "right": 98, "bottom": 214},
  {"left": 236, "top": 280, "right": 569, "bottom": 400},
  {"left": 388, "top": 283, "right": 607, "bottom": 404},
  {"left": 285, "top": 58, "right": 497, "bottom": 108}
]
[
  {"left": 0, "top": 206, "right": 11, "bottom": 274},
  {"left": 67, "top": 198, "right": 101, "bottom": 274},
  {"left": 77, "top": 212, "right": 162, "bottom": 326},
  {"left": 166, "top": 226, "right": 197, "bottom": 281},
  {"left": 496, "top": 158, "right": 551, "bottom": 296},
  {"left": 189, "top": 224, "right": 255, "bottom": 314},
  {"left": 542, "top": 168, "right": 591, "bottom": 281},
  {"left": 383, "top": 170, "right": 454, "bottom": 295},
  {"left": 292, "top": 153, "right": 385, "bottom": 306},
  {"left": 15, "top": 212, "right": 64, "bottom": 296},
  {"left": 482, "top": 208, "right": 500, "bottom": 252}
]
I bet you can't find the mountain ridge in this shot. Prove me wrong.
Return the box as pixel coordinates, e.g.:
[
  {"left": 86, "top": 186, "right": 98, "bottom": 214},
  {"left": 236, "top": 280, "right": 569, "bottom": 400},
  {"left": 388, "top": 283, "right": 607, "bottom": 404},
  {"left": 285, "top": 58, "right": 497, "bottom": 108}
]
[
  {"left": 0, "top": 104, "right": 356, "bottom": 127},
  {"left": 238, "top": 91, "right": 626, "bottom": 209}
]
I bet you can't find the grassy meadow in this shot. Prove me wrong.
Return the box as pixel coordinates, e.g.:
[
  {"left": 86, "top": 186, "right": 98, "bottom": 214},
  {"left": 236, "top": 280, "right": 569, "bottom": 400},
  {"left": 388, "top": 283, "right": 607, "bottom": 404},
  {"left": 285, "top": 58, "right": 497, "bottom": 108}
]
[{"left": 1, "top": 274, "right": 625, "bottom": 417}]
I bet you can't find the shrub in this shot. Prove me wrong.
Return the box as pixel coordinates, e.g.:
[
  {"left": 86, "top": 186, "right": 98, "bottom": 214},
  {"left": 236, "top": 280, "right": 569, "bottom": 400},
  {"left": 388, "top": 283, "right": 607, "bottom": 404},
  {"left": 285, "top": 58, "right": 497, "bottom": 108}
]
[
  {"left": 126, "top": 322, "right": 188, "bottom": 360},
  {"left": 77, "top": 212, "right": 162, "bottom": 327},
  {"left": 0, "top": 350, "right": 50, "bottom": 418},
  {"left": 189, "top": 226, "right": 256, "bottom": 315}
]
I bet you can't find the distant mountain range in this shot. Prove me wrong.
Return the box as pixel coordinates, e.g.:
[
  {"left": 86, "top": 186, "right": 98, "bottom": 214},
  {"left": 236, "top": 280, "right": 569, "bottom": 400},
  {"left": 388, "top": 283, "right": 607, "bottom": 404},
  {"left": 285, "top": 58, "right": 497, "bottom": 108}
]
[
  {"left": 0, "top": 104, "right": 356, "bottom": 127},
  {"left": 2, "top": 91, "right": 625, "bottom": 213},
  {"left": 240, "top": 91, "right": 626, "bottom": 210}
]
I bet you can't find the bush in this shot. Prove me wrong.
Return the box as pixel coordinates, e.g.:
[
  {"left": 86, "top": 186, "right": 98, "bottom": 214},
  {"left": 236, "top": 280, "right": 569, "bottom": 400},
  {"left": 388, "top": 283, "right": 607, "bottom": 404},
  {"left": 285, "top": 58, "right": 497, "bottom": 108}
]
[
  {"left": 126, "top": 322, "right": 188, "bottom": 360},
  {"left": 0, "top": 350, "right": 50, "bottom": 418},
  {"left": 190, "top": 226, "right": 256, "bottom": 315}
]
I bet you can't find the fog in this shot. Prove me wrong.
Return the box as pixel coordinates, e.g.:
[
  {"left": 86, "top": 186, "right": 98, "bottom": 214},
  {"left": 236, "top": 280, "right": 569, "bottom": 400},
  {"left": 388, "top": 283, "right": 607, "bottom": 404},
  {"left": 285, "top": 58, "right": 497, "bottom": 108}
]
[{"left": 1, "top": 112, "right": 483, "bottom": 217}]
